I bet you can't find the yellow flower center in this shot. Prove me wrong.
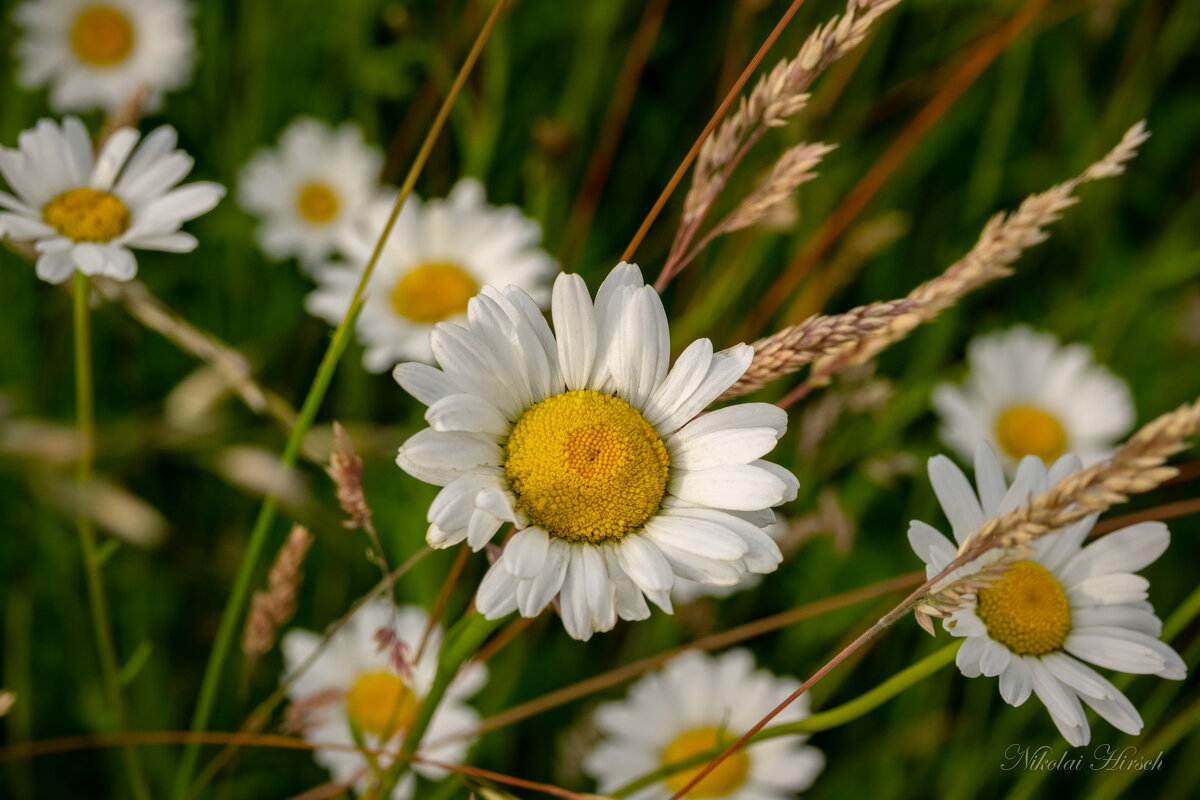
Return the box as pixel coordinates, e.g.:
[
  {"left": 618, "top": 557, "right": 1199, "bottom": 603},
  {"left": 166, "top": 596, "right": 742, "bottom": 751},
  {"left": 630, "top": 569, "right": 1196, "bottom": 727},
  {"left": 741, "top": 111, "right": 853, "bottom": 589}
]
[
  {"left": 295, "top": 182, "right": 340, "bottom": 224},
  {"left": 661, "top": 727, "right": 751, "bottom": 798},
  {"left": 994, "top": 405, "right": 1068, "bottom": 462},
  {"left": 390, "top": 262, "right": 478, "bottom": 324},
  {"left": 504, "top": 390, "right": 670, "bottom": 543},
  {"left": 43, "top": 188, "right": 131, "bottom": 242},
  {"left": 976, "top": 560, "right": 1072, "bottom": 656},
  {"left": 345, "top": 671, "right": 418, "bottom": 739},
  {"left": 70, "top": 6, "right": 136, "bottom": 67}
]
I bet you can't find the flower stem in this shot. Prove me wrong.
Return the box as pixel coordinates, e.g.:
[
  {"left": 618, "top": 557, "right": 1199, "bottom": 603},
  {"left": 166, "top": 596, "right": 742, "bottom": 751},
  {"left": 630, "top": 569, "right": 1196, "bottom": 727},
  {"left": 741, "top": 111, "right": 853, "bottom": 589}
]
[
  {"left": 173, "top": 4, "right": 509, "bottom": 796},
  {"left": 611, "top": 641, "right": 961, "bottom": 798},
  {"left": 374, "top": 612, "right": 506, "bottom": 797},
  {"left": 72, "top": 272, "right": 152, "bottom": 800}
]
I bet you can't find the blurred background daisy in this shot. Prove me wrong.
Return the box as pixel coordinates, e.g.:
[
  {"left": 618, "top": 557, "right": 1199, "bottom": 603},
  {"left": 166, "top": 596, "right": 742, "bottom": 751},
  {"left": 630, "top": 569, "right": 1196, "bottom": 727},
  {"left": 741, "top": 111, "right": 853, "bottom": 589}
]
[
  {"left": 584, "top": 648, "right": 825, "bottom": 799},
  {"left": 307, "top": 177, "right": 557, "bottom": 370},
  {"left": 237, "top": 117, "right": 384, "bottom": 271},
  {"left": 933, "top": 326, "right": 1135, "bottom": 471},
  {"left": 12, "top": 0, "right": 195, "bottom": 112}
]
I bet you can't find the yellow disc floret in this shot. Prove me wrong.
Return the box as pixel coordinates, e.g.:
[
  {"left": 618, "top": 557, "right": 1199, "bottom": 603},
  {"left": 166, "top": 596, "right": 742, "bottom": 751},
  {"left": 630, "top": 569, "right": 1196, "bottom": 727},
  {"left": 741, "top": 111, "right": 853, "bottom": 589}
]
[
  {"left": 995, "top": 404, "right": 1068, "bottom": 462},
  {"left": 345, "top": 671, "right": 417, "bottom": 739},
  {"left": 976, "top": 560, "right": 1072, "bottom": 656},
  {"left": 504, "top": 390, "right": 670, "bottom": 543},
  {"left": 662, "top": 726, "right": 751, "bottom": 798},
  {"left": 43, "top": 188, "right": 131, "bottom": 242},
  {"left": 390, "top": 262, "right": 479, "bottom": 324},
  {"left": 295, "top": 182, "right": 340, "bottom": 224},
  {"left": 71, "top": 6, "right": 136, "bottom": 67}
]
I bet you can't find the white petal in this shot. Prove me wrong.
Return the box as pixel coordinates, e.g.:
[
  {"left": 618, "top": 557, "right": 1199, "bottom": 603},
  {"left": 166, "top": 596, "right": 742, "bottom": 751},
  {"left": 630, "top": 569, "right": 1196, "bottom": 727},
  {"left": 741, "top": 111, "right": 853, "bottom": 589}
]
[
  {"left": 552, "top": 273, "right": 596, "bottom": 390},
  {"left": 973, "top": 443, "right": 1007, "bottom": 515},
  {"left": 426, "top": 393, "right": 510, "bottom": 436},
  {"left": 928, "top": 455, "right": 985, "bottom": 544},
  {"left": 1060, "top": 522, "right": 1169, "bottom": 585},
  {"left": 396, "top": 429, "right": 501, "bottom": 487},
  {"left": 394, "top": 362, "right": 457, "bottom": 406},
  {"left": 651, "top": 344, "right": 753, "bottom": 434},
  {"left": 614, "top": 533, "right": 675, "bottom": 594},
  {"left": 998, "top": 656, "right": 1033, "bottom": 706},
  {"left": 670, "top": 464, "right": 788, "bottom": 510},
  {"left": 503, "top": 527, "right": 550, "bottom": 579}
]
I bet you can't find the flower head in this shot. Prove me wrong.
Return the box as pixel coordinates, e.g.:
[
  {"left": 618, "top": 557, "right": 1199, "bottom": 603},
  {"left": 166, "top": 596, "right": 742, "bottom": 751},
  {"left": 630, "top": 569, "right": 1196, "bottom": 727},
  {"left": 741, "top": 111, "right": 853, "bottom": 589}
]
[
  {"left": 909, "top": 444, "right": 1186, "bottom": 745},
  {"left": 281, "top": 600, "right": 486, "bottom": 799},
  {"left": 933, "top": 326, "right": 1134, "bottom": 472},
  {"left": 308, "top": 178, "right": 557, "bottom": 371},
  {"left": 584, "top": 649, "right": 824, "bottom": 799},
  {"left": 0, "top": 117, "right": 224, "bottom": 283},
  {"left": 394, "top": 263, "right": 795, "bottom": 640},
  {"left": 237, "top": 117, "right": 383, "bottom": 270},
  {"left": 14, "top": 0, "right": 195, "bottom": 112}
]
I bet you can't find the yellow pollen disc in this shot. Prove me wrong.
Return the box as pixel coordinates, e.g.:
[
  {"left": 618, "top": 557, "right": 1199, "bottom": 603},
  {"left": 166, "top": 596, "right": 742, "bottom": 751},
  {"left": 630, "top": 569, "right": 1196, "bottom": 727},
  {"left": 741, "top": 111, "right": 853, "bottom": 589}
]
[
  {"left": 43, "top": 188, "right": 131, "bottom": 242},
  {"left": 345, "top": 671, "right": 418, "bottom": 739},
  {"left": 390, "top": 262, "right": 478, "bottom": 324},
  {"left": 295, "top": 182, "right": 340, "bottom": 224},
  {"left": 70, "top": 6, "right": 136, "bottom": 66},
  {"left": 662, "top": 727, "right": 750, "bottom": 798},
  {"left": 994, "top": 404, "right": 1068, "bottom": 462},
  {"left": 504, "top": 390, "right": 670, "bottom": 544},
  {"left": 976, "top": 560, "right": 1072, "bottom": 656}
]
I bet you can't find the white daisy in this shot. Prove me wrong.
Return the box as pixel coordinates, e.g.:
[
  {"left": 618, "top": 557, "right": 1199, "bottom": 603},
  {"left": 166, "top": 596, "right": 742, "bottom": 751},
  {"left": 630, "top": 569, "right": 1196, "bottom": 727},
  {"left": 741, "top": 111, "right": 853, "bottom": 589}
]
[
  {"left": 307, "top": 178, "right": 557, "bottom": 371},
  {"left": 0, "top": 117, "right": 224, "bottom": 283},
  {"left": 394, "top": 263, "right": 795, "bottom": 641},
  {"left": 933, "top": 325, "right": 1134, "bottom": 472},
  {"left": 672, "top": 514, "right": 789, "bottom": 604},
  {"left": 13, "top": 0, "right": 195, "bottom": 113},
  {"left": 281, "top": 599, "right": 486, "bottom": 799},
  {"left": 237, "top": 117, "right": 383, "bottom": 270},
  {"left": 908, "top": 444, "right": 1186, "bottom": 746},
  {"left": 583, "top": 648, "right": 825, "bottom": 799}
]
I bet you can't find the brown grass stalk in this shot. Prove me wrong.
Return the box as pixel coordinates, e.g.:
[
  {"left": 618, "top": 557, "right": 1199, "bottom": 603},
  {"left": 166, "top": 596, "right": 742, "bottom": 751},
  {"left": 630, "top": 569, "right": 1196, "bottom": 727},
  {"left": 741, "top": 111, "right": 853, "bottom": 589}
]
[
  {"left": 623, "top": 0, "right": 809, "bottom": 266},
  {"left": 450, "top": 570, "right": 923, "bottom": 742},
  {"left": 739, "top": 0, "right": 1048, "bottom": 339},
  {"left": 762, "top": 118, "right": 1148, "bottom": 404}
]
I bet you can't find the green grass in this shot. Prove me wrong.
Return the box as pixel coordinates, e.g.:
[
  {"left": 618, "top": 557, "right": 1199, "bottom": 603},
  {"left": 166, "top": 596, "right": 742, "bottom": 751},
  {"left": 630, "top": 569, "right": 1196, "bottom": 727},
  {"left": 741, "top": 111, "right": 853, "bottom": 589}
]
[{"left": 1, "top": 0, "right": 1199, "bottom": 798}]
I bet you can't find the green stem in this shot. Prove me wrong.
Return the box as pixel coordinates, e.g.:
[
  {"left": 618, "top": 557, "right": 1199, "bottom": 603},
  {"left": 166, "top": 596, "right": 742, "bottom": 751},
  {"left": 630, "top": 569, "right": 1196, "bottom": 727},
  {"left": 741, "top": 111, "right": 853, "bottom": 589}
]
[
  {"left": 73, "top": 272, "right": 152, "bottom": 800},
  {"left": 375, "top": 613, "right": 506, "bottom": 797},
  {"left": 610, "top": 641, "right": 962, "bottom": 798},
  {"left": 175, "top": 2, "right": 509, "bottom": 792},
  {"left": 173, "top": 303, "right": 361, "bottom": 798}
]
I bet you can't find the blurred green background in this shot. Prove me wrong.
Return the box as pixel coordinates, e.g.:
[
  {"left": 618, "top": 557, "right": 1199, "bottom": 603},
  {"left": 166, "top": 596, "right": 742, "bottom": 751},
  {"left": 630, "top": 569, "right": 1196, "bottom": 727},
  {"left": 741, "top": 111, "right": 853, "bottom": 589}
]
[{"left": 1, "top": 0, "right": 1199, "bottom": 798}]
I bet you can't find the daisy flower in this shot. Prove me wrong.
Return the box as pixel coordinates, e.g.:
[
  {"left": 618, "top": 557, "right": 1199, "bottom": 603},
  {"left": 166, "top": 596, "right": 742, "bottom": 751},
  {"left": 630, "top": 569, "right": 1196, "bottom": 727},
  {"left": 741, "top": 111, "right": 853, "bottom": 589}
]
[
  {"left": 13, "top": 0, "right": 195, "bottom": 113},
  {"left": 394, "top": 263, "right": 795, "bottom": 641},
  {"left": 307, "top": 178, "right": 557, "bottom": 371},
  {"left": 672, "top": 514, "right": 789, "bottom": 604},
  {"left": 237, "top": 117, "right": 383, "bottom": 269},
  {"left": 281, "top": 599, "right": 486, "bottom": 799},
  {"left": 933, "top": 326, "right": 1134, "bottom": 472},
  {"left": 583, "top": 649, "right": 825, "bottom": 799},
  {"left": 908, "top": 444, "right": 1186, "bottom": 746},
  {"left": 0, "top": 117, "right": 224, "bottom": 283}
]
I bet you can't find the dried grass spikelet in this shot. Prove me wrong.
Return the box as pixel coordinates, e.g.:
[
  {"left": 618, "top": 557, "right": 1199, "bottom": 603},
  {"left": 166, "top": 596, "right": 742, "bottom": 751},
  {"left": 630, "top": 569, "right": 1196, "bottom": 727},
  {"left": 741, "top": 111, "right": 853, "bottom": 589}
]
[
  {"left": 915, "top": 398, "right": 1200, "bottom": 630},
  {"left": 327, "top": 422, "right": 372, "bottom": 530},
  {"left": 0, "top": 689, "right": 15, "bottom": 718},
  {"left": 717, "top": 141, "right": 837, "bottom": 235},
  {"left": 963, "top": 398, "right": 1200, "bottom": 558},
  {"left": 732, "top": 122, "right": 1151, "bottom": 399},
  {"left": 829, "top": 121, "right": 1150, "bottom": 370},
  {"left": 242, "top": 524, "right": 314, "bottom": 660},
  {"left": 684, "top": 0, "right": 901, "bottom": 224},
  {"left": 720, "top": 298, "right": 917, "bottom": 400}
]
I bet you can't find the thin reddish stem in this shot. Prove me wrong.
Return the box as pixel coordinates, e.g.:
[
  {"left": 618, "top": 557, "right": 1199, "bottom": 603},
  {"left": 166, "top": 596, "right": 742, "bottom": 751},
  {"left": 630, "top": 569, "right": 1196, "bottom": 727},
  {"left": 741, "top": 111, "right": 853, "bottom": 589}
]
[
  {"left": 622, "top": 0, "right": 808, "bottom": 264},
  {"left": 415, "top": 545, "right": 471, "bottom": 663},
  {"left": 738, "top": 0, "right": 1048, "bottom": 341}
]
